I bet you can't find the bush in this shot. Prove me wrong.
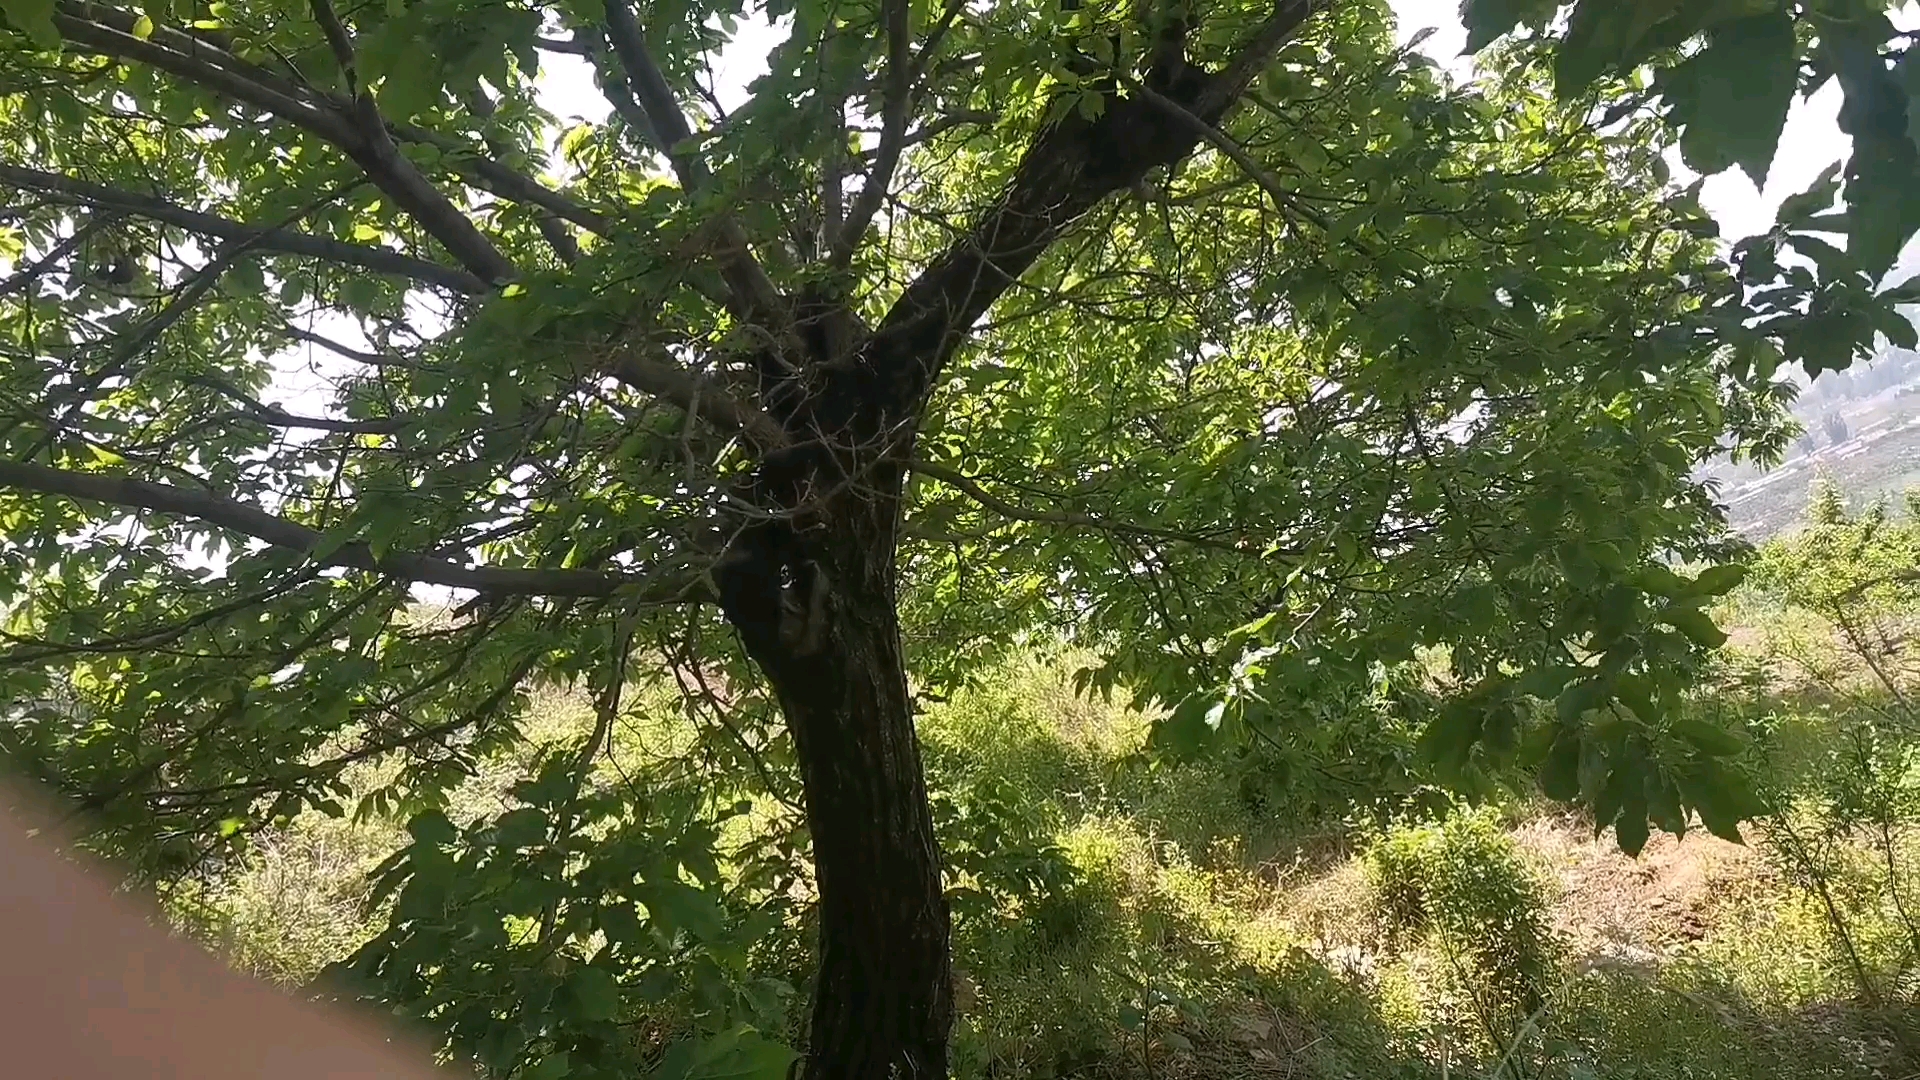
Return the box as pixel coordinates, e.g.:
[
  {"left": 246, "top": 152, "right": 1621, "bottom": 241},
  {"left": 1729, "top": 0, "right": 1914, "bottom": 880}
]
[{"left": 1364, "top": 807, "right": 1559, "bottom": 1041}]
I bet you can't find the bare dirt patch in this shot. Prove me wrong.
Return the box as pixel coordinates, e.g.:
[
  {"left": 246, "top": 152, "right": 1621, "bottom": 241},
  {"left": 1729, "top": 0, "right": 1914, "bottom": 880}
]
[{"left": 1513, "top": 814, "right": 1765, "bottom": 969}]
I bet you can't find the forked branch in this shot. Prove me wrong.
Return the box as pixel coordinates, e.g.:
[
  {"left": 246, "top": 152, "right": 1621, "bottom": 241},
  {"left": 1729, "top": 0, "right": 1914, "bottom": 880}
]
[
  {"left": 606, "top": 350, "right": 790, "bottom": 454},
  {"left": 52, "top": 1, "right": 518, "bottom": 285},
  {"left": 869, "top": 0, "right": 1328, "bottom": 409},
  {"left": 600, "top": 0, "right": 793, "bottom": 339}
]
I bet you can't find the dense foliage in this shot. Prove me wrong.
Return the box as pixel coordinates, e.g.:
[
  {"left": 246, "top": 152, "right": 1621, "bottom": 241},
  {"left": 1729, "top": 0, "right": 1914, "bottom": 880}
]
[{"left": 2, "top": 0, "right": 1920, "bottom": 1076}]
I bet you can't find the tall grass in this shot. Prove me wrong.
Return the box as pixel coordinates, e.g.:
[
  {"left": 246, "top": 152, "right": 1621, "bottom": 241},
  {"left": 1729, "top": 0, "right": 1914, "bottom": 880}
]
[{"left": 178, "top": 625, "right": 1920, "bottom": 1079}]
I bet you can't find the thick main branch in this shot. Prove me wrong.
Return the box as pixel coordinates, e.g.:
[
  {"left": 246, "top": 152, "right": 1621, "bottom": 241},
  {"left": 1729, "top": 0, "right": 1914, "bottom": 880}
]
[
  {"left": 606, "top": 350, "right": 789, "bottom": 454},
  {"left": 868, "top": 0, "right": 1326, "bottom": 411}
]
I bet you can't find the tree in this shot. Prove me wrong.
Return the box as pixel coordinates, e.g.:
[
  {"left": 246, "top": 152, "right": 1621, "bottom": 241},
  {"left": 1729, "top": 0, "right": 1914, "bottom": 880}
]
[
  {"left": 1809, "top": 471, "right": 1851, "bottom": 526},
  {"left": 1823, "top": 409, "right": 1852, "bottom": 446},
  {"left": 0, "top": 1, "right": 1906, "bottom": 1077}
]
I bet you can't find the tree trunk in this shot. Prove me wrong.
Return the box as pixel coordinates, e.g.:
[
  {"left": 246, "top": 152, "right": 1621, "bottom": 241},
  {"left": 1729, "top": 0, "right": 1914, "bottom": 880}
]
[
  {"left": 714, "top": 447, "right": 952, "bottom": 1079},
  {"left": 700, "top": 15, "right": 1326, "bottom": 1066}
]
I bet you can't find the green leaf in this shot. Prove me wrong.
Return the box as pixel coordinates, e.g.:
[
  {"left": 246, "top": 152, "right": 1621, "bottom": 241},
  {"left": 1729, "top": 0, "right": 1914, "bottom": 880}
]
[
  {"left": 1900, "top": 48, "right": 1920, "bottom": 154},
  {"left": 131, "top": 12, "right": 154, "bottom": 38},
  {"left": 1634, "top": 563, "right": 1689, "bottom": 599},
  {"left": 1777, "top": 163, "right": 1842, "bottom": 226},
  {"left": 227, "top": 258, "right": 267, "bottom": 296},
  {"left": 0, "top": 0, "right": 60, "bottom": 46},
  {"left": 1788, "top": 234, "right": 1854, "bottom": 278},
  {"left": 652, "top": 1027, "right": 797, "bottom": 1080},
  {"left": 406, "top": 809, "right": 457, "bottom": 846},
  {"left": 1150, "top": 694, "right": 1222, "bottom": 761},
  {"left": 1679, "top": 761, "right": 1767, "bottom": 843},
  {"left": 566, "top": 966, "right": 624, "bottom": 1023},
  {"left": 494, "top": 806, "right": 550, "bottom": 849},
  {"left": 1459, "top": 0, "right": 1559, "bottom": 52},
  {"left": 363, "top": 504, "right": 407, "bottom": 561},
  {"left": 395, "top": 849, "right": 456, "bottom": 919},
  {"left": 1687, "top": 563, "right": 1746, "bottom": 597},
  {"left": 477, "top": 1023, "right": 529, "bottom": 1072},
  {"left": 1833, "top": 32, "right": 1920, "bottom": 274},
  {"left": 1592, "top": 763, "right": 1630, "bottom": 835},
  {"left": 1419, "top": 700, "right": 1485, "bottom": 770},
  {"left": 637, "top": 880, "right": 727, "bottom": 942},
  {"left": 1554, "top": 0, "right": 1675, "bottom": 98},
  {"left": 1661, "top": 13, "right": 1798, "bottom": 186},
  {"left": 1614, "top": 792, "right": 1650, "bottom": 856},
  {"left": 1659, "top": 604, "right": 1728, "bottom": 648},
  {"left": 1557, "top": 680, "right": 1603, "bottom": 725},
  {"left": 1539, "top": 732, "right": 1581, "bottom": 801},
  {"left": 1647, "top": 773, "right": 1686, "bottom": 837},
  {"left": 1874, "top": 304, "right": 1919, "bottom": 350},
  {"left": 1517, "top": 664, "right": 1576, "bottom": 699},
  {"left": 1670, "top": 715, "right": 1747, "bottom": 757},
  {"left": 525, "top": 1052, "right": 572, "bottom": 1080},
  {"left": 341, "top": 275, "right": 380, "bottom": 311}
]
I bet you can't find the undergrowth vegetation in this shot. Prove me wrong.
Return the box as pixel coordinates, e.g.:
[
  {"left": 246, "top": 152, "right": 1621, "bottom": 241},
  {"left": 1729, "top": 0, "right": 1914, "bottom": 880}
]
[{"left": 177, "top": 478, "right": 1920, "bottom": 1080}]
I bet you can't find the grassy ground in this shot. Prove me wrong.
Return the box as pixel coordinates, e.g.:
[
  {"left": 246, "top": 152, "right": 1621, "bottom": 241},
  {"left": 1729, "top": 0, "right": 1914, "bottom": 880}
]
[
  {"left": 919, "top": 656, "right": 1916, "bottom": 1080},
  {"left": 181, "top": 635, "right": 1920, "bottom": 1080}
]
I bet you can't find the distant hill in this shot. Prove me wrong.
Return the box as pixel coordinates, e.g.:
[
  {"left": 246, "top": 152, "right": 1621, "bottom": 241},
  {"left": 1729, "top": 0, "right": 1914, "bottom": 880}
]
[{"left": 1702, "top": 344, "right": 1920, "bottom": 539}]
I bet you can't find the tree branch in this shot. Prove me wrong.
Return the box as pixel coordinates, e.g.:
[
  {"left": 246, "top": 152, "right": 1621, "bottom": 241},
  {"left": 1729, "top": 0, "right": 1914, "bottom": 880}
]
[
  {"left": 830, "top": 0, "right": 912, "bottom": 265},
  {"left": 185, "top": 375, "right": 410, "bottom": 435},
  {"left": 0, "top": 164, "right": 491, "bottom": 293},
  {"left": 868, "top": 0, "right": 1326, "bottom": 407},
  {"left": 60, "top": 3, "right": 607, "bottom": 242},
  {"left": 383, "top": 117, "right": 615, "bottom": 237},
  {"left": 0, "top": 460, "right": 701, "bottom": 599},
  {"left": 569, "top": 28, "right": 662, "bottom": 155},
  {"left": 606, "top": 349, "right": 790, "bottom": 454},
  {"left": 1198, "top": 0, "right": 1328, "bottom": 117},
  {"left": 329, "top": 75, "right": 520, "bottom": 284},
  {"left": 1132, "top": 82, "right": 1334, "bottom": 231},
  {"left": 600, "top": 0, "right": 792, "bottom": 335},
  {"left": 911, "top": 0, "right": 969, "bottom": 81},
  {"left": 904, "top": 110, "right": 1000, "bottom": 147},
  {"left": 54, "top": 2, "right": 518, "bottom": 286},
  {"left": 0, "top": 212, "right": 121, "bottom": 298},
  {"left": 282, "top": 324, "right": 416, "bottom": 367},
  {"left": 53, "top": 4, "right": 341, "bottom": 132},
  {"left": 910, "top": 459, "right": 1267, "bottom": 552},
  {"left": 306, "top": 0, "right": 359, "bottom": 89},
  {"left": 23, "top": 242, "right": 260, "bottom": 462},
  {"left": 463, "top": 87, "right": 580, "bottom": 264}
]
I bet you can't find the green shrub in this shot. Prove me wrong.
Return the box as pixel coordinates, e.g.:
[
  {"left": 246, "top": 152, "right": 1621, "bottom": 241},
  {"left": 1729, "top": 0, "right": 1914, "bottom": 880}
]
[{"left": 1364, "top": 807, "right": 1559, "bottom": 1036}]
